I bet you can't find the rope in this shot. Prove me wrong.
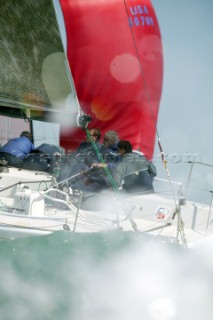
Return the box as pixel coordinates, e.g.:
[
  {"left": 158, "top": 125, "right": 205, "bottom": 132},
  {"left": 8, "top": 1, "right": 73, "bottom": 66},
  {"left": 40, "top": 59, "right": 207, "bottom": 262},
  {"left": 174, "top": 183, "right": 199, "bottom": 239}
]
[
  {"left": 85, "top": 128, "right": 119, "bottom": 193},
  {"left": 122, "top": 2, "right": 175, "bottom": 188},
  {"left": 123, "top": 0, "right": 187, "bottom": 244}
]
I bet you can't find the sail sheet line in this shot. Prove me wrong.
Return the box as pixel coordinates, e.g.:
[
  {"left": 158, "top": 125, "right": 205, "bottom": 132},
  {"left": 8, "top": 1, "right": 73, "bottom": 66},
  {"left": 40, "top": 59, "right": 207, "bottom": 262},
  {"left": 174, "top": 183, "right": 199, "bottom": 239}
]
[
  {"left": 85, "top": 128, "right": 119, "bottom": 193},
  {"left": 123, "top": 0, "right": 181, "bottom": 217}
]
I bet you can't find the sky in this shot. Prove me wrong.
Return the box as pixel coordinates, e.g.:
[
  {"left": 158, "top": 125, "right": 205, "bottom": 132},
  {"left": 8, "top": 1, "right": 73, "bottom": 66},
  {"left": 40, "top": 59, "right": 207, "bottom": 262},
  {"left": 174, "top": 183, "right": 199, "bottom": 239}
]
[
  {"left": 150, "top": 0, "right": 213, "bottom": 203},
  {"left": 52, "top": 0, "right": 213, "bottom": 203}
]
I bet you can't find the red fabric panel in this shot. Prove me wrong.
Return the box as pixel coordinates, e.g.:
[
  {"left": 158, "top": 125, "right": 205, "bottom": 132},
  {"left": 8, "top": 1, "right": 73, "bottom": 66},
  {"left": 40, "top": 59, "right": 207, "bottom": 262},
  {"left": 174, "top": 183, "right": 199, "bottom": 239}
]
[{"left": 59, "top": 0, "right": 163, "bottom": 159}]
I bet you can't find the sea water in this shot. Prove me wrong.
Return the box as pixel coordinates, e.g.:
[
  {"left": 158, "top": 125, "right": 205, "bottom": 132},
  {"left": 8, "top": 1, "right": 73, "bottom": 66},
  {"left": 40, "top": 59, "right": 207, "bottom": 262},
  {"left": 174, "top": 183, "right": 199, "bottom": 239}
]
[{"left": 1, "top": 231, "right": 213, "bottom": 320}]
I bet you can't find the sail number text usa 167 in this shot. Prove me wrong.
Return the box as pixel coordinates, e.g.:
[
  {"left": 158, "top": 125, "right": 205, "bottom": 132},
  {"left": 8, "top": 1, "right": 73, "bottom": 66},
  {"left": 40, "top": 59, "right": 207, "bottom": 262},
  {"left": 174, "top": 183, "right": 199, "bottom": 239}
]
[{"left": 128, "top": 4, "right": 154, "bottom": 27}]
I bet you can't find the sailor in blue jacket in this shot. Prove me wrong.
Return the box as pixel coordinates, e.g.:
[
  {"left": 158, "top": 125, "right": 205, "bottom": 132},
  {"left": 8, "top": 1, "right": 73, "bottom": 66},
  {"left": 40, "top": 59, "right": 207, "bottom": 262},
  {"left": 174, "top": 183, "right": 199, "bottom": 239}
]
[{"left": 0, "top": 131, "right": 35, "bottom": 167}]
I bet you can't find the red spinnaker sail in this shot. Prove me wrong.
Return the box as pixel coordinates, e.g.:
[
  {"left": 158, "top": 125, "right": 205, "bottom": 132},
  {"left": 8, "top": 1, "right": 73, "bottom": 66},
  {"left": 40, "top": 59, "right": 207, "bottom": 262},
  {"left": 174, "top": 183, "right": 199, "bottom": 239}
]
[{"left": 59, "top": 0, "right": 163, "bottom": 159}]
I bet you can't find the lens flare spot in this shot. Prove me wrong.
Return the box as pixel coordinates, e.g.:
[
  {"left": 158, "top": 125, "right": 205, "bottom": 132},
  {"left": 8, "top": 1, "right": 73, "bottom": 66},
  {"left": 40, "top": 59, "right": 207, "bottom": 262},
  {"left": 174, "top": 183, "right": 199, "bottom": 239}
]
[
  {"left": 91, "top": 97, "right": 116, "bottom": 121},
  {"left": 110, "top": 53, "right": 140, "bottom": 83}
]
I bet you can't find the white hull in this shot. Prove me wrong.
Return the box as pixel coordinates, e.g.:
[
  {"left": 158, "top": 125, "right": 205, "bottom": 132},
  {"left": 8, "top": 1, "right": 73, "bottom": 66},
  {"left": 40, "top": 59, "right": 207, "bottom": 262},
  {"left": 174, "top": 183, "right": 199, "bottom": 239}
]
[{"left": 0, "top": 165, "right": 213, "bottom": 246}]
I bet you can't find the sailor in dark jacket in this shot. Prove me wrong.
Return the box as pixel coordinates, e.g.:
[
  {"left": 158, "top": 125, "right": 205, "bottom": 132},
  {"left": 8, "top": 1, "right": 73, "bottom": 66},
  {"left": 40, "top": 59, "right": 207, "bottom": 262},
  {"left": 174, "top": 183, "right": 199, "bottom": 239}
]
[
  {"left": 99, "top": 130, "right": 120, "bottom": 168},
  {"left": 89, "top": 130, "right": 121, "bottom": 190},
  {"left": 113, "top": 140, "right": 155, "bottom": 193},
  {"left": 59, "top": 128, "right": 102, "bottom": 192},
  {"left": 76, "top": 128, "right": 102, "bottom": 166}
]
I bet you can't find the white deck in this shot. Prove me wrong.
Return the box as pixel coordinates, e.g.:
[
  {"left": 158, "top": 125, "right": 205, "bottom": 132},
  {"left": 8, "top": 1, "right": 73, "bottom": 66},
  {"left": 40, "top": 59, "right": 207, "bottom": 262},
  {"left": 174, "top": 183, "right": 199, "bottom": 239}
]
[{"left": 0, "top": 166, "right": 213, "bottom": 246}]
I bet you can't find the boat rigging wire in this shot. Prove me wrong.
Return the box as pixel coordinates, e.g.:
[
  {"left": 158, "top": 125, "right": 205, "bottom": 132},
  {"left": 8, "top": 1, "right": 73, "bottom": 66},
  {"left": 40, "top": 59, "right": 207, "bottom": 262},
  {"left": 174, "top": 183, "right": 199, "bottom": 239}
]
[
  {"left": 84, "top": 128, "right": 119, "bottom": 193},
  {"left": 123, "top": 0, "right": 186, "bottom": 245},
  {"left": 122, "top": 1, "right": 174, "bottom": 192}
]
